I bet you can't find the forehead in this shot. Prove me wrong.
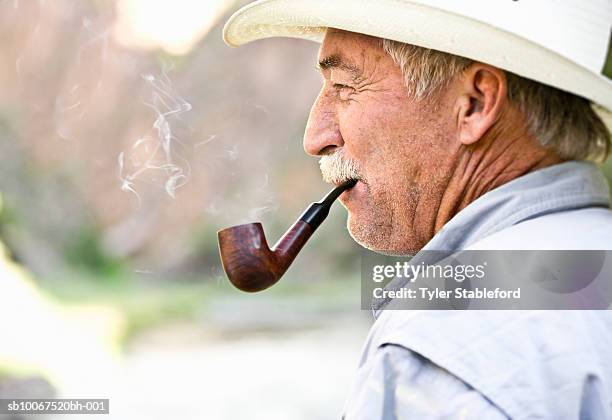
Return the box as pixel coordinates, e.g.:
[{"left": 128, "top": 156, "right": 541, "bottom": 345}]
[{"left": 318, "top": 29, "right": 385, "bottom": 66}]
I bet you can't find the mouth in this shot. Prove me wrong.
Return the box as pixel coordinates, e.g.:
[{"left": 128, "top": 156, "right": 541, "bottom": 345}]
[
  {"left": 337, "top": 178, "right": 365, "bottom": 206},
  {"left": 335, "top": 178, "right": 358, "bottom": 189},
  {"left": 333, "top": 178, "right": 360, "bottom": 188}
]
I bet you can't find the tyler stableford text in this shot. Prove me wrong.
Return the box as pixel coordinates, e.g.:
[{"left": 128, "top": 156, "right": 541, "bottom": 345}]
[{"left": 373, "top": 286, "right": 521, "bottom": 300}]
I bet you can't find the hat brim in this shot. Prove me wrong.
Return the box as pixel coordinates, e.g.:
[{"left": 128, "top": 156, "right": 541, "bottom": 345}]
[{"left": 224, "top": 0, "right": 612, "bottom": 124}]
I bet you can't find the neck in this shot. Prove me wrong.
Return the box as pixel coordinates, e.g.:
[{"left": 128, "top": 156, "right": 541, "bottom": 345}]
[{"left": 434, "top": 113, "right": 563, "bottom": 232}]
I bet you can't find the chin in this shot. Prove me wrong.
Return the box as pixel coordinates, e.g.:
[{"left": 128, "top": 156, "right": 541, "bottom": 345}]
[{"left": 347, "top": 214, "right": 419, "bottom": 257}]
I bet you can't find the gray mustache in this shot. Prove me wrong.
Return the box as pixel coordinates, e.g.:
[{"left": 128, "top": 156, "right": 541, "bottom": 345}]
[{"left": 319, "top": 151, "right": 362, "bottom": 184}]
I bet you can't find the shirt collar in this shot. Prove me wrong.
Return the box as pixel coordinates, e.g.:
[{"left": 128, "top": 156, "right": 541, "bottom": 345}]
[{"left": 424, "top": 160, "right": 610, "bottom": 251}]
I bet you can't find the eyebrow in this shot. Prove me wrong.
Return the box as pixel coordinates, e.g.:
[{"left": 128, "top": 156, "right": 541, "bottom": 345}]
[{"left": 317, "top": 54, "right": 362, "bottom": 77}]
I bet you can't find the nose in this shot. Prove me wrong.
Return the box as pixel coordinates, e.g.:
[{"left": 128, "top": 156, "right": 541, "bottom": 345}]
[{"left": 303, "top": 89, "right": 343, "bottom": 156}]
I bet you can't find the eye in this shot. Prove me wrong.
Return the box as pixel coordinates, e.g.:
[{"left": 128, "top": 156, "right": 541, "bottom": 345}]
[
  {"left": 333, "top": 83, "right": 355, "bottom": 101},
  {"left": 333, "top": 83, "right": 350, "bottom": 89}
]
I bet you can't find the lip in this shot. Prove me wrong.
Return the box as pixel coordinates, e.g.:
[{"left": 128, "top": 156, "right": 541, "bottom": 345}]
[
  {"left": 332, "top": 179, "right": 358, "bottom": 189},
  {"left": 339, "top": 179, "right": 364, "bottom": 206}
]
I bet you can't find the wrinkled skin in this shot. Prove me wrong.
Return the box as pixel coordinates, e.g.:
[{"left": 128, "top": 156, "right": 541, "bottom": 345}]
[{"left": 304, "top": 29, "right": 561, "bottom": 255}]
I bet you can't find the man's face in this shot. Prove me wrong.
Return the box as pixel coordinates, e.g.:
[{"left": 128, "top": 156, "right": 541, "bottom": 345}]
[{"left": 304, "top": 29, "right": 458, "bottom": 255}]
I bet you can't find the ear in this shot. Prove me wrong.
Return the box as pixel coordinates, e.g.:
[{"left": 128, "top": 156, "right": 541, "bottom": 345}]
[{"left": 455, "top": 64, "right": 508, "bottom": 145}]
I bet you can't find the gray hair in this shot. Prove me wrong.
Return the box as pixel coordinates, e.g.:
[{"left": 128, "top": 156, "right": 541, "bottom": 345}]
[{"left": 382, "top": 39, "right": 611, "bottom": 162}]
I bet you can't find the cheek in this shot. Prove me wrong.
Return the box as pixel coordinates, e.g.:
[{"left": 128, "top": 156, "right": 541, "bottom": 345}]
[
  {"left": 336, "top": 106, "right": 370, "bottom": 147},
  {"left": 367, "top": 171, "right": 411, "bottom": 213},
  {"left": 338, "top": 101, "right": 414, "bottom": 161}
]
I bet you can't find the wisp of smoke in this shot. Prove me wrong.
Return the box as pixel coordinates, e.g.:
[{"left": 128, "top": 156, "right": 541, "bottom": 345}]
[
  {"left": 118, "top": 151, "right": 141, "bottom": 207},
  {"left": 118, "top": 69, "right": 193, "bottom": 203},
  {"left": 51, "top": 15, "right": 109, "bottom": 142}
]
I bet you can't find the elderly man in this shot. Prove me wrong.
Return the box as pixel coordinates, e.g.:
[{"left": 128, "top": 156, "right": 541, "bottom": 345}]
[{"left": 223, "top": 0, "right": 612, "bottom": 418}]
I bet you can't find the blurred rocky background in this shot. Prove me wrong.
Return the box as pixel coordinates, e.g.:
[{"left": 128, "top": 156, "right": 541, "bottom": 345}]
[{"left": 0, "top": 1, "right": 369, "bottom": 419}]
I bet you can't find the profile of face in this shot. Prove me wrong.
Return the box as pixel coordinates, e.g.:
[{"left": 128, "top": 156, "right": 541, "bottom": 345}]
[
  {"left": 304, "top": 29, "right": 460, "bottom": 255},
  {"left": 304, "top": 29, "right": 557, "bottom": 255}
]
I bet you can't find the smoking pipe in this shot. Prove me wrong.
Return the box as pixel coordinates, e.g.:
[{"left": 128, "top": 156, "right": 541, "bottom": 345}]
[{"left": 217, "top": 179, "right": 357, "bottom": 292}]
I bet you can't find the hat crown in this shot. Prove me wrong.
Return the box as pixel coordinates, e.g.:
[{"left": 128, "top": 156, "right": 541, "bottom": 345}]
[{"left": 411, "top": 0, "right": 611, "bottom": 74}]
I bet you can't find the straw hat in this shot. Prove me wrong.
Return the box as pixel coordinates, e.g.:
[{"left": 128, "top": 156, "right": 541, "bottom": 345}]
[{"left": 223, "top": 0, "right": 612, "bottom": 126}]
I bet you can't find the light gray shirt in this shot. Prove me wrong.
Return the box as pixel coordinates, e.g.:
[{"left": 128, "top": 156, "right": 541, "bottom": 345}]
[{"left": 343, "top": 161, "right": 612, "bottom": 419}]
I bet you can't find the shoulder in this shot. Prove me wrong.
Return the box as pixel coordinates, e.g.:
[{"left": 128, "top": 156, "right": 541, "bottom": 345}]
[
  {"left": 470, "top": 206, "right": 612, "bottom": 249},
  {"left": 343, "top": 342, "right": 508, "bottom": 419},
  {"left": 366, "top": 310, "right": 612, "bottom": 420}
]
